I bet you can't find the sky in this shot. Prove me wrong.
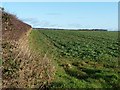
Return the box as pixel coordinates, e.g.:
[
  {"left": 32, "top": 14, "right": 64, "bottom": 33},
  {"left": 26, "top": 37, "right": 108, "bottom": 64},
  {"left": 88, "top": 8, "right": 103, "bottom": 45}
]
[{"left": 1, "top": 2, "right": 118, "bottom": 30}]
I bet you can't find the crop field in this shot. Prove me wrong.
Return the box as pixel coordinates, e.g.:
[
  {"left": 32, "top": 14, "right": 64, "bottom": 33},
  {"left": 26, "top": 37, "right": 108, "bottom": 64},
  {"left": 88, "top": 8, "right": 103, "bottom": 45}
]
[{"left": 29, "top": 29, "right": 119, "bottom": 88}]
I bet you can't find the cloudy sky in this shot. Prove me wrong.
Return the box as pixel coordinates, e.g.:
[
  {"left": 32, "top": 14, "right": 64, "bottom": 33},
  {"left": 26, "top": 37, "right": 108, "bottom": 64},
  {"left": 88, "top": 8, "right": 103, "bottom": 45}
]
[{"left": 2, "top": 2, "right": 118, "bottom": 30}]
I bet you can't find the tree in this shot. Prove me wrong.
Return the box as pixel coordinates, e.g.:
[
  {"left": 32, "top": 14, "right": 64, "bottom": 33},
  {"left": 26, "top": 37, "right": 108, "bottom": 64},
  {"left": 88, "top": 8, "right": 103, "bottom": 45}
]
[{"left": 0, "top": 7, "right": 4, "bottom": 11}]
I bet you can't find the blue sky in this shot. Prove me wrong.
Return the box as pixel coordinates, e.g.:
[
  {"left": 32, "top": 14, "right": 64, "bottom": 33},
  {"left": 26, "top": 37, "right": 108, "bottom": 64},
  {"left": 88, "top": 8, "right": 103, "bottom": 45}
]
[{"left": 2, "top": 2, "right": 118, "bottom": 30}]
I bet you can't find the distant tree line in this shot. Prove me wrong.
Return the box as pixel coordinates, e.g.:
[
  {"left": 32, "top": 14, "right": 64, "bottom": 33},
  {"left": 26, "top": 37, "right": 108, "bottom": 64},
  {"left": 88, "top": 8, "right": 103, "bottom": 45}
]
[
  {"left": 77, "top": 29, "right": 108, "bottom": 31},
  {"left": 33, "top": 28, "right": 108, "bottom": 31}
]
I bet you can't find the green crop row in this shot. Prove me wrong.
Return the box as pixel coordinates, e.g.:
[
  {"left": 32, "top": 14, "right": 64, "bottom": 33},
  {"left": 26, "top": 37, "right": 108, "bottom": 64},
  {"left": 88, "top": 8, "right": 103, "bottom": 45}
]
[{"left": 31, "top": 30, "right": 119, "bottom": 88}]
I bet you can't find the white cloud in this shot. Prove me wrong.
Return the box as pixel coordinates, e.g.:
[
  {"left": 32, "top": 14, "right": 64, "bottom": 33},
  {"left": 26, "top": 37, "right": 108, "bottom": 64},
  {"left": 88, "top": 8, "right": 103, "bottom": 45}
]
[{"left": 22, "top": 17, "right": 61, "bottom": 28}]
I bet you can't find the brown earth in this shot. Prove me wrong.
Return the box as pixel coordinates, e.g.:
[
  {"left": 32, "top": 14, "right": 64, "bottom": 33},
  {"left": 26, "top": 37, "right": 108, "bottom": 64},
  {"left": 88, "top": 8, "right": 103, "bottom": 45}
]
[{"left": 2, "top": 11, "right": 32, "bottom": 41}]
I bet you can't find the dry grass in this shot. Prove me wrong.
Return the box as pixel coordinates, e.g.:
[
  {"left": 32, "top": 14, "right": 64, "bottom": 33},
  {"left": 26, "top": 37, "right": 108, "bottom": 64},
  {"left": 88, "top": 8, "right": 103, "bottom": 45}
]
[{"left": 2, "top": 30, "right": 55, "bottom": 88}]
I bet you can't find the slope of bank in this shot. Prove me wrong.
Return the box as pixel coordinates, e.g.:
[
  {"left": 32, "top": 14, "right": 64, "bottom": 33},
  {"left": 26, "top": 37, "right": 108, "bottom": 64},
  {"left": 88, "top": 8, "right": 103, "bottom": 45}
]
[{"left": 2, "top": 11, "right": 54, "bottom": 88}]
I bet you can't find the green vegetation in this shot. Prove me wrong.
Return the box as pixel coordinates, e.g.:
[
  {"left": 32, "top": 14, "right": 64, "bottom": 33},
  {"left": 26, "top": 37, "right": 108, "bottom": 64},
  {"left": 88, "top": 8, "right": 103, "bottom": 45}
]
[
  {"left": 0, "top": 58, "right": 1, "bottom": 66},
  {"left": 29, "top": 30, "right": 119, "bottom": 88}
]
